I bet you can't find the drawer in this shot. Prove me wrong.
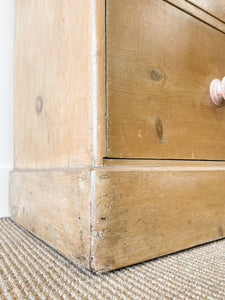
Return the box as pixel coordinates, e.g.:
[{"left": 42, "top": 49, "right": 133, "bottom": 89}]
[
  {"left": 188, "top": 0, "right": 225, "bottom": 23},
  {"left": 107, "top": 0, "right": 225, "bottom": 160}
]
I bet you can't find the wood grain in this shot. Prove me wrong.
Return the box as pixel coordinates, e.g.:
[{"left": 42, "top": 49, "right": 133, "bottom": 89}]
[
  {"left": 94, "top": 0, "right": 107, "bottom": 166},
  {"left": 91, "top": 166, "right": 225, "bottom": 272},
  {"left": 104, "top": 158, "right": 225, "bottom": 167},
  {"left": 9, "top": 169, "right": 91, "bottom": 269},
  {"left": 107, "top": 0, "right": 225, "bottom": 160},
  {"left": 165, "top": 0, "right": 225, "bottom": 33},
  {"left": 14, "top": 0, "right": 106, "bottom": 169},
  {"left": 10, "top": 163, "right": 225, "bottom": 272},
  {"left": 11, "top": 0, "right": 225, "bottom": 273},
  {"left": 187, "top": 0, "right": 225, "bottom": 23}
]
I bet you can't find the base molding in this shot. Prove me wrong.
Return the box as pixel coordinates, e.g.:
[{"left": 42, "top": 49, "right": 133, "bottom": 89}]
[
  {"left": 10, "top": 162, "right": 225, "bottom": 272},
  {"left": 9, "top": 169, "right": 91, "bottom": 269}
]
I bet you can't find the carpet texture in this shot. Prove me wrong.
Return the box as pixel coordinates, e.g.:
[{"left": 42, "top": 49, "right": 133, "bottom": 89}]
[{"left": 0, "top": 218, "right": 225, "bottom": 299}]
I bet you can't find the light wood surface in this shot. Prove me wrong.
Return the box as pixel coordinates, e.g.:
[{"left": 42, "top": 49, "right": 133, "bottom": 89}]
[
  {"left": 10, "top": 164, "right": 225, "bottom": 272},
  {"left": 107, "top": 0, "right": 225, "bottom": 160},
  {"left": 187, "top": 0, "right": 225, "bottom": 23},
  {"left": 94, "top": 0, "right": 107, "bottom": 166},
  {"left": 104, "top": 158, "right": 225, "bottom": 167},
  {"left": 92, "top": 166, "right": 225, "bottom": 271},
  {"left": 165, "top": 0, "right": 225, "bottom": 33},
  {"left": 165, "top": 0, "right": 225, "bottom": 34},
  {"left": 11, "top": 0, "right": 225, "bottom": 273},
  {"left": 14, "top": 0, "right": 106, "bottom": 169},
  {"left": 9, "top": 169, "right": 91, "bottom": 269}
]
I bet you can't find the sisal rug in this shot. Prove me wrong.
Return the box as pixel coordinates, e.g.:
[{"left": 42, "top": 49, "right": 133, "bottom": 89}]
[{"left": 0, "top": 218, "right": 225, "bottom": 299}]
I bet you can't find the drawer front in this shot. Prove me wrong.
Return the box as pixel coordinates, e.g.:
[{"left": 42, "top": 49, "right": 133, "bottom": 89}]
[
  {"left": 107, "top": 0, "right": 225, "bottom": 160},
  {"left": 188, "top": 0, "right": 225, "bottom": 23}
]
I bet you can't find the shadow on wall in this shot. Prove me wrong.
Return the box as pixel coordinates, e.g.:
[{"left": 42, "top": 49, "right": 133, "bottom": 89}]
[{"left": 0, "top": 0, "right": 14, "bottom": 217}]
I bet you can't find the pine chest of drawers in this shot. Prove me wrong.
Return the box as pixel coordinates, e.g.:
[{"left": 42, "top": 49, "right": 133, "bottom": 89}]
[{"left": 10, "top": 0, "right": 225, "bottom": 272}]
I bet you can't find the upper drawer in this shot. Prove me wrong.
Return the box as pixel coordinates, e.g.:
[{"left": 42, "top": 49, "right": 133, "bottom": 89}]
[
  {"left": 107, "top": 0, "right": 225, "bottom": 160},
  {"left": 188, "top": 0, "right": 225, "bottom": 23}
]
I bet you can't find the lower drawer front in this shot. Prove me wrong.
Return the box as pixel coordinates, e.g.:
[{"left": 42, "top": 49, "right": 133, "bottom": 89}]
[{"left": 107, "top": 0, "right": 225, "bottom": 160}]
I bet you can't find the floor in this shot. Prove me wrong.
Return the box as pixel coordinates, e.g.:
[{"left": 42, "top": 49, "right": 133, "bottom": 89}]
[{"left": 0, "top": 218, "right": 225, "bottom": 299}]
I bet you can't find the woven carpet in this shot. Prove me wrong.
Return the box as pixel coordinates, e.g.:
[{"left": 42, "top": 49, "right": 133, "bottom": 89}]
[{"left": 0, "top": 218, "right": 225, "bottom": 299}]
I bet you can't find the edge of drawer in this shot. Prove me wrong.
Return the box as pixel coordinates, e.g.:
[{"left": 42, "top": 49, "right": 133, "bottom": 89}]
[{"left": 164, "top": 0, "right": 225, "bottom": 34}]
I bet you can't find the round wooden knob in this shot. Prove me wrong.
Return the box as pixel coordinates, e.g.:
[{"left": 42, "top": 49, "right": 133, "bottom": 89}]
[{"left": 210, "top": 77, "right": 225, "bottom": 106}]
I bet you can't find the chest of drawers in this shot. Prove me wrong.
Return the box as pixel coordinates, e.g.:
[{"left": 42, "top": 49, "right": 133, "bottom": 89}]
[{"left": 10, "top": 0, "right": 225, "bottom": 272}]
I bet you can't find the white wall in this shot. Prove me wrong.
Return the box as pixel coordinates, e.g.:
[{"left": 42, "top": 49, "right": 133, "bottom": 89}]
[{"left": 0, "top": 1, "right": 14, "bottom": 217}]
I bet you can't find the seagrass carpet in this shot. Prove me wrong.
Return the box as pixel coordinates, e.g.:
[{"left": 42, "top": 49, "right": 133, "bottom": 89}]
[{"left": 0, "top": 218, "right": 225, "bottom": 300}]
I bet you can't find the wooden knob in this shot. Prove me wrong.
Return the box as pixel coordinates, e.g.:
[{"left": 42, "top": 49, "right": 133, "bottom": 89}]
[{"left": 210, "top": 77, "right": 225, "bottom": 107}]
